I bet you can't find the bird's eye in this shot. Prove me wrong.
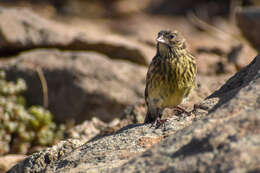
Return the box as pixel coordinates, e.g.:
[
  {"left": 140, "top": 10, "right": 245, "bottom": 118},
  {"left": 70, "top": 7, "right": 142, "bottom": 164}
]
[{"left": 169, "top": 35, "right": 174, "bottom": 39}]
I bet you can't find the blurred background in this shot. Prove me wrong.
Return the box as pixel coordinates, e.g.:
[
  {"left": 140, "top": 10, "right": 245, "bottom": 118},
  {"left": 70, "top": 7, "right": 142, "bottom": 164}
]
[
  {"left": 1, "top": 0, "right": 259, "bottom": 18},
  {"left": 0, "top": 0, "right": 259, "bottom": 171}
]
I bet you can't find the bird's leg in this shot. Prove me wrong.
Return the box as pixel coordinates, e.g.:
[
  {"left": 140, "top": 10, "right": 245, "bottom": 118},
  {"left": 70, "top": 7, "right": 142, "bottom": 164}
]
[
  {"left": 150, "top": 120, "right": 157, "bottom": 127},
  {"left": 150, "top": 111, "right": 160, "bottom": 127}
]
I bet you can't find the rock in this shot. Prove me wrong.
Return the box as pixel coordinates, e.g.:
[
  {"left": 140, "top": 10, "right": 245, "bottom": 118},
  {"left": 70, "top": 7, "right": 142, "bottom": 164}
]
[
  {"left": 0, "top": 7, "right": 153, "bottom": 65},
  {"left": 0, "top": 155, "right": 26, "bottom": 173},
  {"left": 8, "top": 54, "right": 260, "bottom": 173},
  {"left": 66, "top": 117, "right": 124, "bottom": 143},
  {"left": 0, "top": 7, "right": 71, "bottom": 54},
  {"left": 7, "top": 139, "right": 84, "bottom": 173},
  {"left": 236, "top": 7, "right": 260, "bottom": 51},
  {"left": 8, "top": 110, "right": 197, "bottom": 172},
  {"left": 1, "top": 49, "right": 146, "bottom": 123}
]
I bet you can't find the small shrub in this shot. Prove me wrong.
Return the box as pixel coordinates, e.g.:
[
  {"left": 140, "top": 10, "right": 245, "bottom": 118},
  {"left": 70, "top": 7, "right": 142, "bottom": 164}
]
[{"left": 0, "top": 71, "right": 65, "bottom": 155}]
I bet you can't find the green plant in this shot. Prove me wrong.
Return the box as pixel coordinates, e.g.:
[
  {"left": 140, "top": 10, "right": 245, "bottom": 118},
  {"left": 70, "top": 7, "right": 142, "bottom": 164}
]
[{"left": 0, "top": 71, "right": 65, "bottom": 155}]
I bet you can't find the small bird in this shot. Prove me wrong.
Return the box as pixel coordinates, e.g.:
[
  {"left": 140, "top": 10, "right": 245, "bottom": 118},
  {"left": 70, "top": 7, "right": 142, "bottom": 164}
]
[{"left": 144, "top": 30, "right": 197, "bottom": 126}]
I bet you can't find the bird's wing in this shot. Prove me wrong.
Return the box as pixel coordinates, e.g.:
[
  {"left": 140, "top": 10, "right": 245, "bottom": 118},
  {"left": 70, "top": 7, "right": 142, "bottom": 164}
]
[{"left": 144, "top": 56, "right": 161, "bottom": 102}]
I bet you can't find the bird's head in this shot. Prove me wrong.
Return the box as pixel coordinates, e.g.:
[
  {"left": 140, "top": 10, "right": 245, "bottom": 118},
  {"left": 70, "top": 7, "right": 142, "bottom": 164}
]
[{"left": 156, "top": 30, "right": 186, "bottom": 49}]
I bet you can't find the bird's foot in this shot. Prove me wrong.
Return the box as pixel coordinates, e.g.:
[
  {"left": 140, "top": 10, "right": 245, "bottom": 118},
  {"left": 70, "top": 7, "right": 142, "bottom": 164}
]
[
  {"left": 175, "top": 106, "right": 191, "bottom": 116},
  {"left": 150, "top": 117, "right": 168, "bottom": 128}
]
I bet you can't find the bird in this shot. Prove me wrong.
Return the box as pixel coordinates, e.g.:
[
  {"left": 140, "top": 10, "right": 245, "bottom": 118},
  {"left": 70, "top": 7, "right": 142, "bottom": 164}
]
[{"left": 144, "top": 30, "right": 197, "bottom": 126}]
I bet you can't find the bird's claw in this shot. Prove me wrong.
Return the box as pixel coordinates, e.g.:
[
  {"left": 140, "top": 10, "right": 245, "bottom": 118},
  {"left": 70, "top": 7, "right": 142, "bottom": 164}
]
[
  {"left": 150, "top": 117, "right": 168, "bottom": 128},
  {"left": 176, "top": 106, "right": 191, "bottom": 116}
]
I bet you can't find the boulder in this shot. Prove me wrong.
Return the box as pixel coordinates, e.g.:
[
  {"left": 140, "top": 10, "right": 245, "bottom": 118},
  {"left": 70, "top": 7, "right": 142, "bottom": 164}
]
[
  {"left": 0, "top": 7, "right": 153, "bottom": 65},
  {"left": 7, "top": 54, "right": 260, "bottom": 172},
  {"left": 1, "top": 49, "right": 146, "bottom": 123}
]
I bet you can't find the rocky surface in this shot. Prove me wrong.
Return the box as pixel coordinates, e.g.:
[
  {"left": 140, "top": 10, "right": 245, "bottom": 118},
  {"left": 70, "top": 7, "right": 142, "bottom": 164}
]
[
  {"left": 7, "top": 54, "right": 260, "bottom": 172},
  {"left": 0, "top": 7, "right": 153, "bottom": 65},
  {"left": 236, "top": 7, "right": 260, "bottom": 51},
  {"left": 0, "top": 49, "right": 146, "bottom": 123},
  {"left": 66, "top": 117, "right": 125, "bottom": 143},
  {"left": 8, "top": 139, "right": 84, "bottom": 173}
]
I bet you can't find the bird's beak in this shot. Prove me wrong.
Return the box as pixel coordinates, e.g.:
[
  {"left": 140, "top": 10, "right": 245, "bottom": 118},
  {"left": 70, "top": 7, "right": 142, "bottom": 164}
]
[{"left": 156, "top": 35, "right": 166, "bottom": 43}]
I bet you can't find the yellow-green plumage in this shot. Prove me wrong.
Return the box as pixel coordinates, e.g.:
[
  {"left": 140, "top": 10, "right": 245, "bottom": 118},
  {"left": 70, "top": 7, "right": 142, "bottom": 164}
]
[{"left": 144, "top": 30, "right": 197, "bottom": 123}]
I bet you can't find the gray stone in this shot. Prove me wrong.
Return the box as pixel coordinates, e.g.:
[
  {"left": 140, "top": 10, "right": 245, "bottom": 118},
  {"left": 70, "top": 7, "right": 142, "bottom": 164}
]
[{"left": 1, "top": 49, "right": 146, "bottom": 123}]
